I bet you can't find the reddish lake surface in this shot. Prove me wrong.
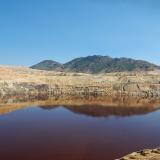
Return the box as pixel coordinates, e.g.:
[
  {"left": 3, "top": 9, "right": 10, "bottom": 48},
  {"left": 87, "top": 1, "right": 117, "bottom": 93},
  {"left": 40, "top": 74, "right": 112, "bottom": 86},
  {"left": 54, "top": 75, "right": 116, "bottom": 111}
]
[{"left": 0, "top": 105, "right": 160, "bottom": 160}]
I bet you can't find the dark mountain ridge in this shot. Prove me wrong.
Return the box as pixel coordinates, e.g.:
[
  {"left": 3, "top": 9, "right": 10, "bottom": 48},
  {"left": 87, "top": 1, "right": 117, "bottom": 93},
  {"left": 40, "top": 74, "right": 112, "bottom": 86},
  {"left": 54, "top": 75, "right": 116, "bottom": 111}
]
[
  {"left": 30, "top": 55, "right": 160, "bottom": 73},
  {"left": 31, "top": 60, "right": 64, "bottom": 71}
]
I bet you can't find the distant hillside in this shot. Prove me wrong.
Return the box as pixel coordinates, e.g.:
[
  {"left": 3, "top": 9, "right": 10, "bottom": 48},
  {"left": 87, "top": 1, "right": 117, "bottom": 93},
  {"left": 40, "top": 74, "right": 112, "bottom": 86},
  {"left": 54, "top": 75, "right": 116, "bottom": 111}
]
[
  {"left": 31, "top": 60, "right": 64, "bottom": 71},
  {"left": 30, "top": 55, "right": 160, "bottom": 73}
]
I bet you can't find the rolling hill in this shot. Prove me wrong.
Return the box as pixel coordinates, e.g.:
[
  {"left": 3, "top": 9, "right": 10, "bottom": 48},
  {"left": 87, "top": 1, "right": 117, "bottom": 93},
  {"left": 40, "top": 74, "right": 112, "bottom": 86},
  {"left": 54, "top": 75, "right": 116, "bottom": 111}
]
[{"left": 30, "top": 55, "right": 160, "bottom": 73}]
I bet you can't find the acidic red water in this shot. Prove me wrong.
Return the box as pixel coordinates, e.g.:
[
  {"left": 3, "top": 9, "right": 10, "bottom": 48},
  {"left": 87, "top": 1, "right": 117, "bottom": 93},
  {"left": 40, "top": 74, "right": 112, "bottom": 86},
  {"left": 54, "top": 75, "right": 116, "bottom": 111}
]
[{"left": 0, "top": 105, "right": 160, "bottom": 160}]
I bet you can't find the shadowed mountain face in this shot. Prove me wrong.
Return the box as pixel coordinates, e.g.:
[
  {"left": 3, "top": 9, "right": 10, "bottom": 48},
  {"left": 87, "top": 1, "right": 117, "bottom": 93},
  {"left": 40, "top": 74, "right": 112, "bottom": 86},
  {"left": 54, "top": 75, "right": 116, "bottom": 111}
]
[{"left": 30, "top": 55, "right": 160, "bottom": 73}]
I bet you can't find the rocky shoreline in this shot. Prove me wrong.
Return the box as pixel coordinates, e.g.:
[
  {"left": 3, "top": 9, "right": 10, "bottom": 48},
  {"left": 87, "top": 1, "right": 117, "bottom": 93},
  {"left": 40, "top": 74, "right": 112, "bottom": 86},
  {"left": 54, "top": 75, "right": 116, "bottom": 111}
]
[{"left": 117, "top": 148, "right": 160, "bottom": 160}]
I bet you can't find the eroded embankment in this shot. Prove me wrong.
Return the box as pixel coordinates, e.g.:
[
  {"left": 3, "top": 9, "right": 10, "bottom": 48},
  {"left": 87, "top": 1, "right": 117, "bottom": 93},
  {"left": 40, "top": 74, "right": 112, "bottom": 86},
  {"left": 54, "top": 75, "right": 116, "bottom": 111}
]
[{"left": 0, "top": 66, "right": 160, "bottom": 98}]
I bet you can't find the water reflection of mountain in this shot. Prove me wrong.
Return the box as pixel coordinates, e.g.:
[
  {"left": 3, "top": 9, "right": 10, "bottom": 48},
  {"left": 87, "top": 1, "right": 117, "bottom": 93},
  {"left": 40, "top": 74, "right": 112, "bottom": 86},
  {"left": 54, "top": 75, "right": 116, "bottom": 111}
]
[
  {"left": 38, "top": 105, "right": 160, "bottom": 117},
  {"left": 39, "top": 105, "right": 59, "bottom": 110},
  {"left": 65, "top": 105, "right": 160, "bottom": 117},
  {"left": 0, "top": 97, "right": 160, "bottom": 116}
]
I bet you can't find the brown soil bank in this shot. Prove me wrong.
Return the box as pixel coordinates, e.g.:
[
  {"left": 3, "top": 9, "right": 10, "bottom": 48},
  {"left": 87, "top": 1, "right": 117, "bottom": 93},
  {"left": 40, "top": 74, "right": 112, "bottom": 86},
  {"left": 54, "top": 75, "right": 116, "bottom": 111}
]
[
  {"left": 117, "top": 148, "right": 160, "bottom": 160},
  {"left": 0, "top": 66, "right": 160, "bottom": 97}
]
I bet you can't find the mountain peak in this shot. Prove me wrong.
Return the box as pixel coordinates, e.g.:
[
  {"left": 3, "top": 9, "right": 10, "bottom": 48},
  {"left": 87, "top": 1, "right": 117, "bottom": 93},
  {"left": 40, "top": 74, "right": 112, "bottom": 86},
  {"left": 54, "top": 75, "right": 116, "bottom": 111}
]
[
  {"left": 31, "top": 60, "right": 63, "bottom": 71},
  {"left": 30, "top": 55, "right": 160, "bottom": 73}
]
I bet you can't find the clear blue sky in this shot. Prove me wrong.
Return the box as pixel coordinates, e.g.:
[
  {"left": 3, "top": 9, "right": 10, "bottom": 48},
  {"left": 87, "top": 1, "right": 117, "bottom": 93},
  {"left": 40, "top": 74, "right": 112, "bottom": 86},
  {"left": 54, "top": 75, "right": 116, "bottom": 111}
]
[{"left": 0, "top": 0, "right": 160, "bottom": 66}]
